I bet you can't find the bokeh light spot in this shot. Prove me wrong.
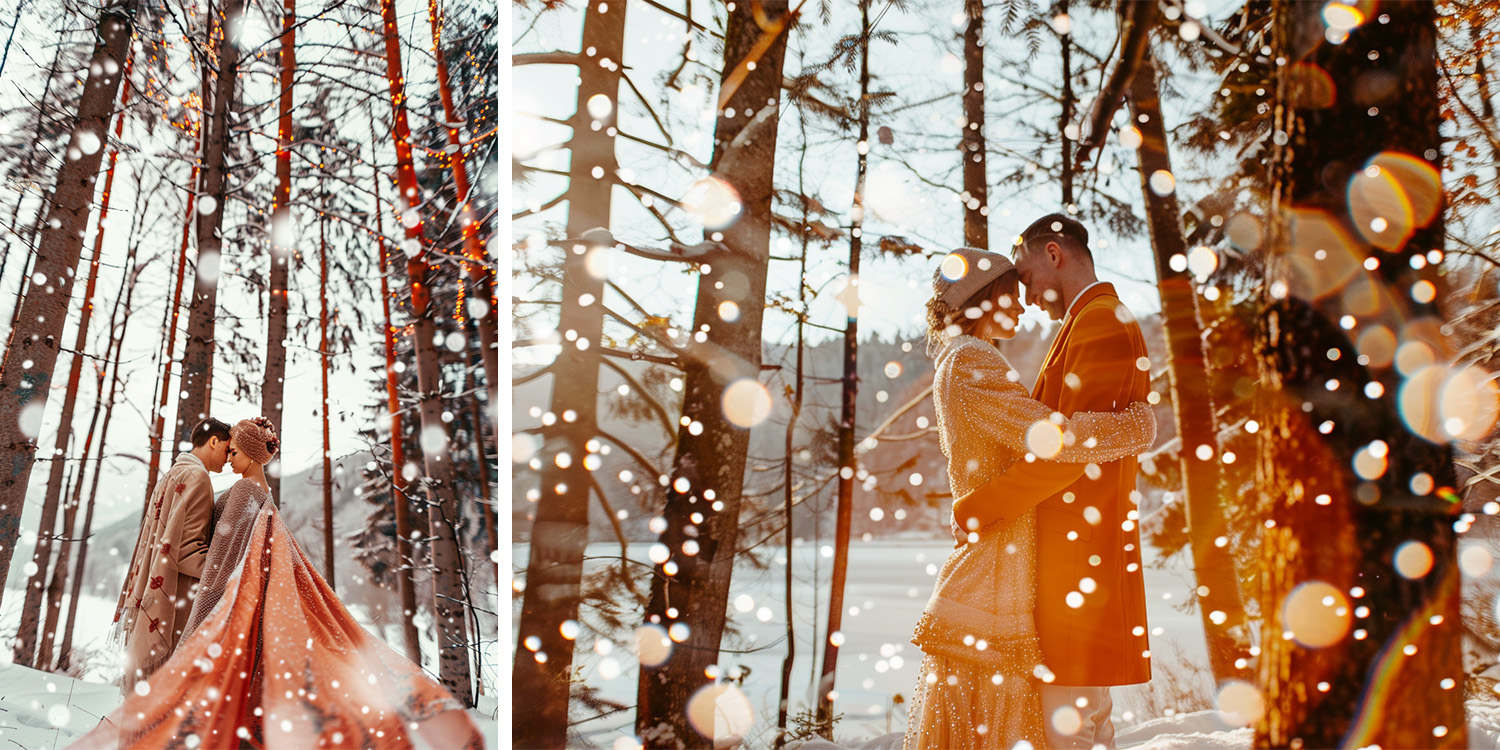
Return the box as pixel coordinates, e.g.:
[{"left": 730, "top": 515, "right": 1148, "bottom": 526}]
[
  {"left": 1394, "top": 541, "right": 1434, "bottom": 579},
  {"left": 722, "top": 379, "right": 773, "bottom": 428},
  {"left": 1284, "top": 581, "right": 1351, "bottom": 648}
]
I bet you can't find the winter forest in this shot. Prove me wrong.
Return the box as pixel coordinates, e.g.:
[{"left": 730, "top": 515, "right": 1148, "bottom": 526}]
[
  {"left": 0, "top": 0, "right": 500, "bottom": 734},
  {"left": 510, "top": 0, "right": 1500, "bottom": 749}
]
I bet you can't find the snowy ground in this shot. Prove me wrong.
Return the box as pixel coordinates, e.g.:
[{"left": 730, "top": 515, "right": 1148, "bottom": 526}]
[
  {"left": 0, "top": 586, "right": 500, "bottom": 748},
  {"left": 514, "top": 539, "right": 1500, "bottom": 749}
]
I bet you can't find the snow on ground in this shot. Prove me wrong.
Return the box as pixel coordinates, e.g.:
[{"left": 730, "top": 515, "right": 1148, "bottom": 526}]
[
  {"left": 0, "top": 587, "right": 500, "bottom": 748},
  {"left": 516, "top": 539, "right": 1500, "bottom": 749}
]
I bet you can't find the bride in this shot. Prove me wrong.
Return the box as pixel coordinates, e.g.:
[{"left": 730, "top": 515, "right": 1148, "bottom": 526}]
[
  {"left": 73, "top": 417, "right": 482, "bottom": 749},
  {"left": 903, "top": 248, "right": 1155, "bottom": 750}
]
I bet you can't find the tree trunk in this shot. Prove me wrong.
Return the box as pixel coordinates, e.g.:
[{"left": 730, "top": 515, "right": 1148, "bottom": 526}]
[
  {"left": 319, "top": 207, "right": 334, "bottom": 591},
  {"left": 425, "top": 0, "right": 497, "bottom": 418},
  {"left": 376, "top": 0, "right": 473, "bottom": 704},
  {"left": 10, "top": 50, "right": 132, "bottom": 666},
  {"left": 58, "top": 211, "right": 142, "bottom": 673},
  {"left": 35, "top": 62, "right": 135, "bottom": 670},
  {"left": 512, "top": 1, "right": 625, "bottom": 745},
  {"left": 465, "top": 357, "right": 495, "bottom": 559},
  {"left": 1, "top": 43, "right": 62, "bottom": 348},
  {"left": 145, "top": 161, "right": 199, "bottom": 501},
  {"left": 1126, "top": 49, "right": 1251, "bottom": 685},
  {"left": 175, "top": 0, "right": 244, "bottom": 454},
  {"left": 370, "top": 126, "right": 421, "bottom": 665},
  {"left": 1058, "top": 0, "right": 1074, "bottom": 206},
  {"left": 1255, "top": 2, "right": 1463, "bottom": 747},
  {"left": 818, "top": 0, "right": 869, "bottom": 733},
  {"left": 263, "top": 0, "right": 296, "bottom": 501},
  {"left": 961, "top": 0, "right": 986, "bottom": 248},
  {"left": 634, "top": 3, "right": 792, "bottom": 747},
  {"left": 0, "top": 2, "right": 132, "bottom": 623}
]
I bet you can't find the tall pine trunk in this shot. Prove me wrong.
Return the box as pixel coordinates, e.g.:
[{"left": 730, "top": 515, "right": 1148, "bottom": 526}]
[
  {"left": 424, "top": 0, "right": 496, "bottom": 416},
  {"left": 10, "top": 48, "right": 130, "bottom": 667},
  {"left": 145, "top": 160, "right": 199, "bottom": 500},
  {"left": 58, "top": 231, "right": 141, "bottom": 672},
  {"left": 0, "top": 2, "right": 132, "bottom": 621},
  {"left": 376, "top": 0, "right": 473, "bottom": 704},
  {"left": 35, "top": 62, "right": 135, "bottom": 669},
  {"left": 175, "top": 0, "right": 244, "bottom": 453},
  {"left": 512, "top": 1, "right": 625, "bottom": 744},
  {"left": 264, "top": 0, "right": 295, "bottom": 500},
  {"left": 635, "top": 3, "right": 792, "bottom": 746},
  {"left": 818, "top": 0, "right": 869, "bottom": 732},
  {"left": 370, "top": 126, "right": 421, "bottom": 664},
  {"left": 1057, "top": 0, "right": 1074, "bottom": 206},
  {"left": 961, "top": 0, "right": 986, "bottom": 248},
  {"left": 319, "top": 206, "right": 334, "bottom": 591},
  {"left": 1255, "top": 2, "right": 1462, "bottom": 746},
  {"left": 1126, "top": 48, "right": 1250, "bottom": 684}
]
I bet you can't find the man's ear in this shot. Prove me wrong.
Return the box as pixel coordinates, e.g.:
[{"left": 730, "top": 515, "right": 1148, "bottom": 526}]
[{"left": 1045, "top": 241, "right": 1065, "bottom": 268}]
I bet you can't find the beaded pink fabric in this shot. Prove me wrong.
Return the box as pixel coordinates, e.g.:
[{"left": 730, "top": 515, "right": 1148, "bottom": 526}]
[
  {"left": 69, "top": 478, "right": 483, "bottom": 749},
  {"left": 904, "top": 336, "right": 1156, "bottom": 750}
]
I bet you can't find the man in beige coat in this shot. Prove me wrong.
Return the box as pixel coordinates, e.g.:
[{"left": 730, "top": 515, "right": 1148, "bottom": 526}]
[{"left": 113, "top": 417, "right": 230, "bottom": 688}]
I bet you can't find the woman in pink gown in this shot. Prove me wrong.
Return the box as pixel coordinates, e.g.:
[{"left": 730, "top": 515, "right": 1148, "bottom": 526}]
[{"left": 72, "top": 417, "right": 483, "bottom": 749}]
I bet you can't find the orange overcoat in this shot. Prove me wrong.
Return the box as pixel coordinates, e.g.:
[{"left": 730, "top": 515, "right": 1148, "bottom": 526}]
[{"left": 952, "top": 282, "right": 1152, "bottom": 687}]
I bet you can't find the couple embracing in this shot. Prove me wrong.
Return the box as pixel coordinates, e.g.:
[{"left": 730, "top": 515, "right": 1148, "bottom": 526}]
[
  {"left": 904, "top": 214, "right": 1158, "bottom": 750},
  {"left": 88, "top": 416, "right": 482, "bottom": 749}
]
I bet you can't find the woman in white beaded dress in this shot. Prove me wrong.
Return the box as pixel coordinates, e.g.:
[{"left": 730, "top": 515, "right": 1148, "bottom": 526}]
[
  {"left": 71, "top": 418, "right": 482, "bottom": 749},
  {"left": 903, "top": 248, "right": 1156, "bottom": 750}
]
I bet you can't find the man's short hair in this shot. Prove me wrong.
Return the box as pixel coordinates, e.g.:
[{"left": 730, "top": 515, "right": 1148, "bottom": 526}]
[
  {"left": 191, "top": 417, "right": 232, "bottom": 447},
  {"left": 1019, "top": 213, "right": 1092, "bottom": 262}
]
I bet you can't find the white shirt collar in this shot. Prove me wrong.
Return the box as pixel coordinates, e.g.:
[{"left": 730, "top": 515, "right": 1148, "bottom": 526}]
[{"left": 1062, "top": 280, "right": 1108, "bottom": 324}]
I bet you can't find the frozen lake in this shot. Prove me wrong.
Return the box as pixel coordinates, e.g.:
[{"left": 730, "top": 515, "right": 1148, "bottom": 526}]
[{"left": 512, "top": 538, "right": 1216, "bottom": 748}]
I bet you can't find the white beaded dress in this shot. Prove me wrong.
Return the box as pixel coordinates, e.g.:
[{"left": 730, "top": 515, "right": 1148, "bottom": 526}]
[{"left": 903, "top": 335, "right": 1156, "bottom": 750}]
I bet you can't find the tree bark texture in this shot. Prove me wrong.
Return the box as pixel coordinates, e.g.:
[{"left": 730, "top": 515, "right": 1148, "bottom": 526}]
[
  {"left": 176, "top": 0, "right": 245, "bottom": 454},
  {"left": 635, "top": 3, "right": 792, "bottom": 747},
  {"left": 961, "top": 0, "right": 986, "bottom": 249},
  {"left": 319, "top": 208, "right": 334, "bottom": 592},
  {"left": 0, "top": 3, "right": 132, "bottom": 635},
  {"left": 1255, "top": 3, "right": 1463, "bottom": 747},
  {"left": 1126, "top": 49, "right": 1251, "bottom": 685},
  {"left": 263, "top": 0, "right": 295, "bottom": 501},
  {"left": 376, "top": 0, "right": 473, "bottom": 705},
  {"left": 513, "top": 1, "right": 625, "bottom": 744}
]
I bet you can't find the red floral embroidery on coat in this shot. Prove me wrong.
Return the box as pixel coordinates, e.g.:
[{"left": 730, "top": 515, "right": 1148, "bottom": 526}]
[
  {"left": 154, "top": 498, "right": 163, "bottom": 521},
  {"left": 161, "top": 542, "right": 171, "bottom": 555},
  {"left": 134, "top": 597, "right": 143, "bottom": 609},
  {"left": 148, "top": 616, "right": 160, "bottom": 633},
  {"left": 176, "top": 483, "right": 186, "bottom": 494},
  {"left": 150, "top": 575, "right": 164, "bottom": 590}
]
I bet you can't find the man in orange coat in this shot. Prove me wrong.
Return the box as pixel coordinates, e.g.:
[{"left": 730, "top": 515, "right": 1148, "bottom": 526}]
[{"left": 953, "top": 214, "right": 1152, "bottom": 749}]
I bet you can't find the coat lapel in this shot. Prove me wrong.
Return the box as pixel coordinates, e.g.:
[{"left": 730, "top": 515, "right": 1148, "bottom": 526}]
[{"left": 1033, "top": 283, "right": 1119, "bottom": 398}]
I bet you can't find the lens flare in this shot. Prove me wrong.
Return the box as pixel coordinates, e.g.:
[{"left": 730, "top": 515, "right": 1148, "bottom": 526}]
[
  {"left": 1439, "top": 366, "right": 1500, "bottom": 440},
  {"left": 940, "top": 253, "right": 969, "bottom": 282},
  {"left": 1216, "top": 680, "right": 1265, "bottom": 728},
  {"left": 635, "top": 624, "right": 673, "bottom": 667},
  {"left": 1187, "top": 246, "right": 1219, "bottom": 280},
  {"left": 681, "top": 177, "right": 742, "bottom": 230},
  {"left": 722, "top": 379, "right": 773, "bottom": 428},
  {"left": 685, "top": 682, "right": 755, "bottom": 741},
  {"left": 1347, "top": 153, "right": 1440, "bottom": 252},
  {"left": 1026, "top": 421, "right": 1064, "bottom": 459},
  {"left": 1284, "top": 209, "right": 1361, "bottom": 302},
  {"left": 1287, "top": 62, "right": 1337, "bottom": 109},
  {"left": 1225, "top": 213, "right": 1264, "bottom": 251},
  {"left": 1283, "top": 581, "right": 1351, "bottom": 648},
  {"left": 1394, "top": 541, "right": 1434, "bottom": 579}
]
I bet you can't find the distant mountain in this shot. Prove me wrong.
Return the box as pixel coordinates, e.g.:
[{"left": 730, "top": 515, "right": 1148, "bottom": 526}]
[{"left": 513, "top": 312, "right": 1172, "bottom": 544}]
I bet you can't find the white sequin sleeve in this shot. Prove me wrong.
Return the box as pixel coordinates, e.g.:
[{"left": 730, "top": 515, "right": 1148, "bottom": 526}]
[{"left": 937, "top": 338, "right": 1156, "bottom": 466}]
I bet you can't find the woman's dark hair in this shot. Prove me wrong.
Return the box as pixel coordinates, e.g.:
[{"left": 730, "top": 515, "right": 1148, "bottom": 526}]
[
  {"left": 925, "top": 268, "right": 1020, "bottom": 342},
  {"left": 190, "top": 417, "right": 232, "bottom": 447}
]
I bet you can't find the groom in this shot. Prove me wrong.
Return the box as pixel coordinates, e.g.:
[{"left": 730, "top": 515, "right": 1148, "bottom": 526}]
[
  {"left": 953, "top": 213, "right": 1151, "bottom": 749},
  {"left": 114, "top": 417, "right": 230, "bottom": 687}
]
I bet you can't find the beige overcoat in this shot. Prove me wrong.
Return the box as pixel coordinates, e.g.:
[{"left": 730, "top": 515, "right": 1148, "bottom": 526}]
[{"left": 113, "top": 453, "right": 215, "bottom": 684}]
